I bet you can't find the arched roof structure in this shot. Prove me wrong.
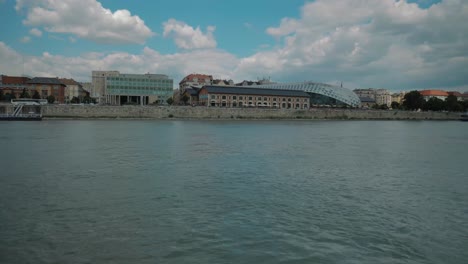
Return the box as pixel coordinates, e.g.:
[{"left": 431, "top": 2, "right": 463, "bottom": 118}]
[{"left": 252, "top": 82, "right": 361, "bottom": 107}]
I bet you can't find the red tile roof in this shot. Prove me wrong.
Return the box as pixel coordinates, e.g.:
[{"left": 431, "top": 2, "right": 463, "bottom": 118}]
[
  {"left": 1, "top": 75, "right": 31, "bottom": 85},
  {"left": 419, "top": 90, "right": 449, "bottom": 97},
  {"left": 447, "top": 91, "right": 462, "bottom": 97}
]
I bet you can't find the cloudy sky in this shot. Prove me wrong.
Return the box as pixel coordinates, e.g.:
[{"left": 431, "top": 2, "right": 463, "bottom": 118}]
[{"left": 0, "top": 0, "right": 467, "bottom": 91}]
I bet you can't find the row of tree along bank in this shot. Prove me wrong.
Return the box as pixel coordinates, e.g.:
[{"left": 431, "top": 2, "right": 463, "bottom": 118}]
[
  {"left": 0, "top": 88, "right": 96, "bottom": 104},
  {"left": 393, "top": 91, "right": 468, "bottom": 112}
]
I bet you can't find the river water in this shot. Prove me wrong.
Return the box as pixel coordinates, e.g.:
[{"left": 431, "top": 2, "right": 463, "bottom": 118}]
[{"left": 1, "top": 120, "right": 467, "bottom": 263}]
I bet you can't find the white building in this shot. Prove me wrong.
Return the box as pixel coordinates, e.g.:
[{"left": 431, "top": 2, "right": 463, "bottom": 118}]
[{"left": 354, "top": 88, "right": 392, "bottom": 107}]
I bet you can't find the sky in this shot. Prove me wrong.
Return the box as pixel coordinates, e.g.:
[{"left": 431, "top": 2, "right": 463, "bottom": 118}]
[{"left": 0, "top": 0, "right": 467, "bottom": 91}]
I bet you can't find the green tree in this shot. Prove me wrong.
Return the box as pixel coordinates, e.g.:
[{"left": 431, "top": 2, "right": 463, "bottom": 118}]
[
  {"left": 166, "top": 97, "right": 174, "bottom": 105},
  {"left": 5, "top": 93, "right": 16, "bottom": 101},
  {"left": 70, "top": 96, "right": 80, "bottom": 104},
  {"left": 379, "top": 104, "right": 389, "bottom": 110},
  {"left": 181, "top": 94, "right": 189, "bottom": 105},
  {"left": 32, "top": 90, "right": 41, "bottom": 99},
  {"left": 47, "top": 95, "right": 55, "bottom": 104},
  {"left": 0, "top": 90, "right": 4, "bottom": 101},
  {"left": 422, "top": 97, "right": 445, "bottom": 111},
  {"left": 402, "top": 90, "right": 424, "bottom": 110},
  {"left": 19, "top": 88, "right": 30, "bottom": 98},
  {"left": 445, "top": 95, "right": 463, "bottom": 112},
  {"left": 83, "top": 95, "right": 91, "bottom": 104},
  {"left": 391, "top": 101, "right": 400, "bottom": 109}
]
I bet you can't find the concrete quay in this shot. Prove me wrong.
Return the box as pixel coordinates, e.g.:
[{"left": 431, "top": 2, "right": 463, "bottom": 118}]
[{"left": 33, "top": 105, "right": 461, "bottom": 120}]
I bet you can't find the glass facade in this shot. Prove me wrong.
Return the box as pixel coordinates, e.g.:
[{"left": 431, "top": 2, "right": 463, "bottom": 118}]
[
  {"left": 253, "top": 82, "right": 361, "bottom": 107},
  {"left": 106, "top": 74, "right": 173, "bottom": 100}
]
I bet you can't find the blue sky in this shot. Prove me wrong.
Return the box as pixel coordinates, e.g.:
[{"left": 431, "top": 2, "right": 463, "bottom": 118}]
[{"left": 1, "top": 0, "right": 466, "bottom": 92}]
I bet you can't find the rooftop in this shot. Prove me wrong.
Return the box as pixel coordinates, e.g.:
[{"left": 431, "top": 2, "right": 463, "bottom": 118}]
[
  {"left": 202, "top": 85, "right": 310, "bottom": 97},
  {"left": 27, "top": 77, "right": 65, "bottom": 85},
  {"left": 419, "top": 90, "right": 449, "bottom": 97}
]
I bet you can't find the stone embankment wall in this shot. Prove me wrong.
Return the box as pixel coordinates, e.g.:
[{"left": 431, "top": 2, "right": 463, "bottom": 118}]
[{"left": 31, "top": 105, "right": 461, "bottom": 120}]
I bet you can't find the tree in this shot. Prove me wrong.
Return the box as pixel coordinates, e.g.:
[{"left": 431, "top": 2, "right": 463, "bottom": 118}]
[
  {"left": 379, "top": 104, "right": 389, "bottom": 110},
  {"left": 83, "top": 95, "right": 91, "bottom": 104},
  {"left": 445, "top": 95, "right": 463, "bottom": 112},
  {"left": 19, "top": 88, "right": 30, "bottom": 98},
  {"left": 70, "top": 96, "right": 80, "bottom": 104},
  {"left": 391, "top": 101, "right": 400, "bottom": 109},
  {"left": 47, "top": 95, "right": 55, "bottom": 104},
  {"left": 422, "top": 97, "right": 445, "bottom": 111},
  {"left": 181, "top": 94, "right": 189, "bottom": 105},
  {"left": 0, "top": 90, "right": 4, "bottom": 101},
  {"left": 402, "top": 91, "right": 424, "bottom": 110},
  {"left": 166, "top": 97, "right": 174, "bottom": 105},
  {"left": 32, "top": 90, "right": 41, "bottom": 99}
]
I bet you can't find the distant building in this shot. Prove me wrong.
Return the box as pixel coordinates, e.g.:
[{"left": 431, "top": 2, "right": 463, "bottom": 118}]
[
  {"left": 26, "top": 77, "right": 66, "bottom": 103},
  {"left": 463, "top": 92, "right": 468, "bottom": 101},
  {"left": 236, "top": 78, "right": 274, "bottom": 86},
  {"left": 91, "top": 71, "right": 120, "bottom": 102},
  {"left": 179, "top": 74, "right": 213, "bottom": 95},
  {"left": 0, "top": 75, "right": 31, "bottom": 99},
  {"left": 391, "top": 92, "right": 406, "bottom": 104},
  {"left": 212, "top": 79, "right": 234, "bottom": 86},
  {"left": 447, "top": 91, "right": 464, "bottom": 101},
  {"left": 419, "top": 90, "right": 449, "bottom": 101},
  {"left": 359, "top": 97, "right": 376, "bottom": 108},
  {"left": 94, "top": 71, "right": 174, "bottom": 105},
  {"left": 354, "top": 88, "right": 392, "bottom": 107},
  {"left": 252, "top": 82, "right": 360, "bottom": 107},
  {"left": 198, "top": 85, "right": 310, "bottom": 109},
  {"left": 59, "top": 78, "right": 85, "bottom": 103}
]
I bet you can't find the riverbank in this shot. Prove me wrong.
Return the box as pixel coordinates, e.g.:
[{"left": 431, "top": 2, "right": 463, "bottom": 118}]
[{"left": 35, "top": 105, "right": 461, "bottom": 120}]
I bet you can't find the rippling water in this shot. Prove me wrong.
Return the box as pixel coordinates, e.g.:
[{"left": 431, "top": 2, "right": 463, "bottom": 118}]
[{"left": 1, "top": 120, "right": 467, "bottom": 263}]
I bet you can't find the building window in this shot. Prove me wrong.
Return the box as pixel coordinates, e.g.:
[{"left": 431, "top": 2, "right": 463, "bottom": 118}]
[
  {"left": 233, "top": 96, "right": 237, "bottom": 100},
  {"left": 282, "top": 98, "right": 286, "bottom": 101},
  {"left": 288, "top": 98, "right": 292, "bottom": 102},
  {"left": 239, "top": 102, "right": 243, "bottom": 107},
  {"left": 211, "top": 95, "right": 215, "bottom": 99},
  {"left": 288, "top": 103, "right": 291, "bottom": 108},
  {"left": 222, "top": 95, "right": 226, "bottom": 100},
  {"left": 303, "top": 104, "right": 308, "bottom": 109},
  {"left": 211, "top": 101, "right": 216, "bottom": 107},
  {"left": 263, "top": 97, "right": 267, "bottom": 101},
  {"left": 296, "top": 98, "right": 299, "bottom": 102},
  {"left": 233, "top": 102, "right": 237, "bottom": 107},
  {"left": 296, "top": 104, "right": 300, "bottom": 109},
  {"left": 257, "top": 97, "right": 261, "bottom": 100},
  {"left": 222, "top": 101, "right": 227, "bottom": 107},
  {"left": 273, "top": 98, "right": 277, "bottom": 101},
  {"left": 249, "top": 96, "right": 253, "bottom": 100},
  {"left": 239, "top": 96, "right": 243, "bottom": 100},
  {"left": 282, "top": 103, "right": 286, "bottom": 108}
]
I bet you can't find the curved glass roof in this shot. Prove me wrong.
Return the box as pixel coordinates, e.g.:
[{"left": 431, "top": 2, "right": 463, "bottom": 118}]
[{"left": 252, "top": 82, "right": 361, "bottom": 107}]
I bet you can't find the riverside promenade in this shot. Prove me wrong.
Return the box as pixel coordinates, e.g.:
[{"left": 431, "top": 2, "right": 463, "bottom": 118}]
[{"left": 29, "top": 105, "right": 461, "bottom": 120}]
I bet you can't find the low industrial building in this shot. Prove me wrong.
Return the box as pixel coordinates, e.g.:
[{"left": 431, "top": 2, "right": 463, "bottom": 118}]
[{"left": 198, "top": 86, "right": 310, "bottom": 109}]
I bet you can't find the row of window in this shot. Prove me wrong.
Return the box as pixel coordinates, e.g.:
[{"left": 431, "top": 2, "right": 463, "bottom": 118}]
[
  {"left": 107, "top": 86, "right": 172, "bottom": 91},
  {"left": 108, "top": 78, "right": 172, "bottom": 83},
  {"left": 210, "top": 101, "right": 308, "bottom": 108},
  {"left": 209, "top": 94, "right": 308, "bottom": 102}
]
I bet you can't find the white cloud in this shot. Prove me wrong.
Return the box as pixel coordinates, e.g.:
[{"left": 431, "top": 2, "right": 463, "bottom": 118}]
[
  {"left": 240, "top": 0, "right": 468, "bottom": 90},
  {"left": 163, "top": 19, "right": 217, "bottom": 49},
  {"left": 20, "top": 36, "right": 31, "bottom": 43},
  {"left": 0, "top": 41, "right": 237, "bottom": 83},
  {"left": 3, "top": 0, "right": 468, "bottom": 92},
  {"left": 29, "top": 28, "right": 42, "bottom": 37},
  {"left": 15, "top": 0, "right": 154, "bottom": 44}
]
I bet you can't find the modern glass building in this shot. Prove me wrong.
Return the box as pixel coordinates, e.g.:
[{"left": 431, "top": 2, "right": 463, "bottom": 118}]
[
  {"left": 252, "top": 81, "right": 361, "bottom": 108},
  {"left": 103, "top": 73, "right": 173, "bottom": 105}
]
